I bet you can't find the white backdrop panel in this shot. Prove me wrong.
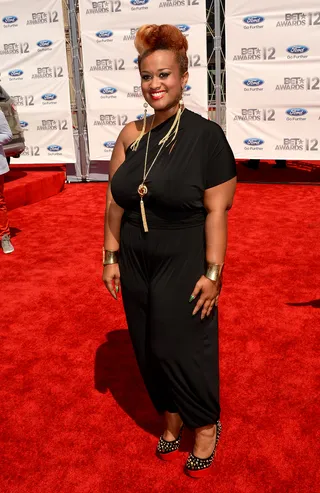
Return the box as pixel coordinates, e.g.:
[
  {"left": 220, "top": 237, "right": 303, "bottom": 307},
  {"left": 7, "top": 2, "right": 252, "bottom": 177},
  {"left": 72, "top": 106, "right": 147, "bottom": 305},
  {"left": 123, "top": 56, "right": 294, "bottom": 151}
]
[
  {"left": 79, "top": 0, "right": 208, "bottom": 162},
  {"left": 225, "top": 0, "right": 320, "bottom": 159},
  {"left": 0, "top": 0, "right": 75, "bottom": 163}
]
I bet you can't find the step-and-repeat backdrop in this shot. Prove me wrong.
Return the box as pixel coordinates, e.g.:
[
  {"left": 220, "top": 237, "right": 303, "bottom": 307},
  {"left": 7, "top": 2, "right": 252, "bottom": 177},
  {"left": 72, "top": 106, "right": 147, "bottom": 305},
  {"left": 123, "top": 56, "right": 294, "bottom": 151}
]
[
  {"left": 226, "top": 0, "right": 320, "bottom": 159},
  {"left": 0, "top": 0, "right": 75, "bottom": 163},
  {"left": 79, "top": 0, "right": 208, "bottom": 163}
]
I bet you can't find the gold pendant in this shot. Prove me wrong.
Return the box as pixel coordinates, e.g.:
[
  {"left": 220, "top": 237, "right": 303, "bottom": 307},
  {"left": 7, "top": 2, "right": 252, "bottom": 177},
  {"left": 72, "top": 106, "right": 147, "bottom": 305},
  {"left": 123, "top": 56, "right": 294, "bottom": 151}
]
[
  {"left": 140, "top": 197, "right": 149, "bottom": 233},
  {"left": 138, "top": 183, "right": 148, "bottom": 197}
]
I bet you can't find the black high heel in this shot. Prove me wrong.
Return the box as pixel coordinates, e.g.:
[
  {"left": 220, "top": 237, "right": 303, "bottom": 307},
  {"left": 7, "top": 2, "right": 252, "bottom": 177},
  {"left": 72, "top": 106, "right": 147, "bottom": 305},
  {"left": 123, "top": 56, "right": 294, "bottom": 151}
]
[
  {"left": 156, "top": 425, "right": 184, "bottom": 461},
  {"left": 185, "top": 420, "right": 222, "bottom": 478}
]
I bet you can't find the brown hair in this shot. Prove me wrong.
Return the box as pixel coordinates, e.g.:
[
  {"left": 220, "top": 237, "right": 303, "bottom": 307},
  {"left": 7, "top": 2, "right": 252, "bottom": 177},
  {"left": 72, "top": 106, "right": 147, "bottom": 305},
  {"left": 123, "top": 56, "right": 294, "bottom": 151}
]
[{"left": 135, "top": 24, "right": 188, "bottom": 75}]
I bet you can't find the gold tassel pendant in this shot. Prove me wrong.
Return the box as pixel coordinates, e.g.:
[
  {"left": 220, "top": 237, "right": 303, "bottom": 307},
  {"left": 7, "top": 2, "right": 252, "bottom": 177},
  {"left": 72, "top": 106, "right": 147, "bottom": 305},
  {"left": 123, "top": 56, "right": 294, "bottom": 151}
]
[
  {"left": 140, "top": 197, "right": 149, "bottom": 233},
  {"left": 138, "top": 183, "right": 149, "bottom": 232}
]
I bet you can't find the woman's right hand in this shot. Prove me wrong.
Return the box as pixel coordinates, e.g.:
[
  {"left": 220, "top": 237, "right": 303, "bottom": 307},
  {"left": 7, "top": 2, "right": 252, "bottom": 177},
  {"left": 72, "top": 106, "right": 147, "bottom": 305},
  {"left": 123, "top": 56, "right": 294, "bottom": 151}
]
[{"left": 103, "top": 263, "right": 121, "bottom": 300}]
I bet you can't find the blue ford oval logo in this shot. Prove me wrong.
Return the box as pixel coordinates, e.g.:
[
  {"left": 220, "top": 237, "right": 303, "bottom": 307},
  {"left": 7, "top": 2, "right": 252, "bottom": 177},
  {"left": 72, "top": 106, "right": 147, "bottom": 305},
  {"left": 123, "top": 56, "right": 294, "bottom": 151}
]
[
  {"left": 42, "top": 93, "right": 57, "bottom": 101},
  {"left": 9, "top": 69, "right": 23, "bottom": 77},
  {"left": 20, "top": 121, "right": 28, "bottom": 128},
  {"left": 244, "top": 138, "right": 264, "bottom": 146},
  {"left": 184, "top": 85, "right": 191, "bottom": 92},
  {"left": 243, "top": 15, "right": 264, "bottom": 25},
  {"left": 37, "top": 39, "right": 52, "bottom": 48},
  {"left": 286, "top": 108, "right": 308, "bottom": 117},
  {"left": 96, "top": 30, "right": 113, "bottom": 39},
  {"left": 130, "top": 0, "right": 149, "bottom": 5},
  {"left": 100, "top": 87, "right": 117, "bottom": 95},
  {"left": 287, "top": 45, "right": 309, "bottom": 54},
  {"left": 104, "top": 141, "right": 115, "bottom": 149},
  {"left": 243, "top": 78, "right": 264, "bottom": 87},
  {"left": 2, "top": 15, "right": 18, "bottom": 24},
  {"left": 47, "top": 145, "right": 62, "bottom": 152},
  {"left": 133, "top": 57, "right": 139, "bottom": 65},
  {"left": 176, "top": 24, "right": 190, "bottom": 33}
]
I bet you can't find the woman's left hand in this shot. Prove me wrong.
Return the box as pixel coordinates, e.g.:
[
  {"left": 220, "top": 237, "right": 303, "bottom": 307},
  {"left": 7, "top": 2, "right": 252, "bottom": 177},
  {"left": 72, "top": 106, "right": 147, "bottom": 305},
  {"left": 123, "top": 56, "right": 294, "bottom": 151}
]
[{"left": 189, "top": 276, "right": 222, "bottom": 319}]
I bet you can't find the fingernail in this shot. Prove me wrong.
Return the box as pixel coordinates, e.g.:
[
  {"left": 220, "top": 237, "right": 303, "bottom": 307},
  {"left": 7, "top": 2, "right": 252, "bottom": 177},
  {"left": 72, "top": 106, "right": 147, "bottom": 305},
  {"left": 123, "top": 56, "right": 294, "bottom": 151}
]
[
  {"left": 189, "top": 295, "right": 195, "bottom": 303},
  {"left": 116, "top": 286, "right": 119, "bottom": 293}
]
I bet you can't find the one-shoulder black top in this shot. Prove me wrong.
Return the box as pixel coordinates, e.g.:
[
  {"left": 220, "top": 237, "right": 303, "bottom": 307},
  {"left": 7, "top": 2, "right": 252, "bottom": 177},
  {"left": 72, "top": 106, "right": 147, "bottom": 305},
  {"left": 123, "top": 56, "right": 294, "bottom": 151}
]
[{"left": 111, "top": 109, "right": 236, "bottom": 229}]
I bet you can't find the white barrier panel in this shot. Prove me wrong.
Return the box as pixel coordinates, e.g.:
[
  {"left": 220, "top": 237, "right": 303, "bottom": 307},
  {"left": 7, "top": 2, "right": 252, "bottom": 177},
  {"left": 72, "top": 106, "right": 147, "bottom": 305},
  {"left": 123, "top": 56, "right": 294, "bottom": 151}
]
[
  {"left": 225, "top": 0, "right": 320, "bottom": 159},
  {"left": 79, "top": 0, "right": 208, "bottom": 162},
  {"left": 0, "top": 0, "right": 75, "bottom": 163}
]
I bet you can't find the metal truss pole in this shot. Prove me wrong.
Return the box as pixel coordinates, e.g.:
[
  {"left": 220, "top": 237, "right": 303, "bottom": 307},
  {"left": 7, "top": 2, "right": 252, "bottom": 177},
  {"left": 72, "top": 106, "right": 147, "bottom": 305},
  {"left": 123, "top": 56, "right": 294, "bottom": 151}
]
[
  {"left": 68, "top": 0, "right": 88, "bottom": 180},
  {"left": 214, "top": 0, "right": 222, "bottom": 126}
]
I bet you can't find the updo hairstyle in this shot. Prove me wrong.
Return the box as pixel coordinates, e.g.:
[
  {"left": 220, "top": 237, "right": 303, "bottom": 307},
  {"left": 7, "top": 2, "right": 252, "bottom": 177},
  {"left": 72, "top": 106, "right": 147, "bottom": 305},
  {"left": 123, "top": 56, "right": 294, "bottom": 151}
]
[{"left": 135, "top": 24, "right": 188, "bottom": 75}]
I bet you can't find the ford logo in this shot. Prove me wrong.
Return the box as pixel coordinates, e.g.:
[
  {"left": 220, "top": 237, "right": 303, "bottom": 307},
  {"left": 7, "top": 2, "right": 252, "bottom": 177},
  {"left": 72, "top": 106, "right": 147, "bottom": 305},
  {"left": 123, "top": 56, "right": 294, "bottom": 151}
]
[
  {"left": 100, "top": 87, "right": 117, "bottom": 95},
  {"left": 287, "top": 45, "right": 309, "bottom": 54},
  {"left": 20, "top": 121, "right": 28, "bottom": 128},
  {"left": 96, "top": 30, "right": 113, "bottom": 39},
  {"left": 2, "top": 15, "right": 18, "bottom": 24},
  {"left": 47, "top": 145, "right": 62, "bottom": 152},
  {"left": 243, "top": 15, "right": 264, "bottom": 25},
  {"left": 244, "top": 138, "right": 264, "bottom": 146},
  {"left": 130, "top": 0, "right": 149, "bottom": 5},
  {"left": 133, "top": 57, "right": 139, "bottom": 64},
  {"left": 42, "top": 93, "right": 57, "bottom": 101},
  {"left": 243, "top": 78, "right": 264, "bottom": 86},
  {"left": 37, "top": 39, "right": 53, "bottom": 48},
  {"left": 176, "top": 24, "right": 190, "bottom": 33},
  {"left": 184, "top": 85, "right": 191, "bottom": 92},
  {"left": 9, "top": 69, "right": 23, "bottom": 77},
  {"left": 286, "top": 108, "right": 308, "bottom": 117},
  {"left": 104, "top": 141, "right": 115, "bottom": 149}
]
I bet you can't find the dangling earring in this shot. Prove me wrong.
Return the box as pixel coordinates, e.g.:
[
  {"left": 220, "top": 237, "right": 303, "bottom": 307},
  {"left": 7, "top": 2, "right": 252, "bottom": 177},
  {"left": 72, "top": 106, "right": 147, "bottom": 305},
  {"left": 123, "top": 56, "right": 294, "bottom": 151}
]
[
  {"left": 130, "top": 102, "right": 148, "bottom": 152},
  {"left": 158, "top": 93, "right": 185, "bottom": 148}
]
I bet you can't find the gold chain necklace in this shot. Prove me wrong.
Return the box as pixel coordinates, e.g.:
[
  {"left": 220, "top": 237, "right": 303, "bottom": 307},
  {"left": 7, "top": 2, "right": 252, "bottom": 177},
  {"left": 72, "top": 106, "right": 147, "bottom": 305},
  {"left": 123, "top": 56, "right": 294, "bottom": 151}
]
[{"left": 137, "top": 115, "right": 168, "bottom": 232}]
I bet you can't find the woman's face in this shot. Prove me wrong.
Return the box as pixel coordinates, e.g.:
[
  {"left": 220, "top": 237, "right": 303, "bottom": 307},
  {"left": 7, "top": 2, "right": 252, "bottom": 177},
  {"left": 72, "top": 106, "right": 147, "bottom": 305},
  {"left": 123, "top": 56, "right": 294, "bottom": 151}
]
[{"left": 140, "top": 50, "right": 188, "bottom": 111}]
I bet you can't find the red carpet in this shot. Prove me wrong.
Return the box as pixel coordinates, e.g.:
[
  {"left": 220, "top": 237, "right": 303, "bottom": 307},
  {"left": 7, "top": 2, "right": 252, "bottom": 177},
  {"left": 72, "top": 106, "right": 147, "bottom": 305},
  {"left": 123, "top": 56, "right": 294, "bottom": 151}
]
[
  {"left": 1, "top": 183, "right": 319, "bottom": 493},
  {"left": 236, "top": 159, "right": 320, "bottom": 183},
  {"left": 4, "top": 170, "right": 65, "bottom": 211}
]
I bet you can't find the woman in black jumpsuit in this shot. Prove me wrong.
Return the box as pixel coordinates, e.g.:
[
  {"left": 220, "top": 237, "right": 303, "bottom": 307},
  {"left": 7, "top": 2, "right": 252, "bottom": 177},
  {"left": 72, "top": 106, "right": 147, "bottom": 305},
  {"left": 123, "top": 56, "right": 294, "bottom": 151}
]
[{"left": 103, "top": 24, "right": 237, "bottom": 478}]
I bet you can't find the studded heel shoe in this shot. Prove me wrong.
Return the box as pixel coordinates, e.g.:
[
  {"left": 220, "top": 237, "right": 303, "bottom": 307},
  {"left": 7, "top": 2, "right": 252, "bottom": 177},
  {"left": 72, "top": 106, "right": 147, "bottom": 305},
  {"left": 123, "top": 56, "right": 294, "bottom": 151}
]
[
  {"left": 156, "top": 426, "right": 184, "bottom": 461},
  {"left": 185, "top": 420, "right": 222, "bottom": 478}
]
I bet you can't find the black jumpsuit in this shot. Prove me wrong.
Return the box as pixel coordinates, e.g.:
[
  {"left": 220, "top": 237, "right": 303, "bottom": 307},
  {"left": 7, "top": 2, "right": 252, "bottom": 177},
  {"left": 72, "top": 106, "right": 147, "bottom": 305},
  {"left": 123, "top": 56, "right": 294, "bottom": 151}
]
[{"left": 111, "top": 109, "right": 236, "bottom": 429}]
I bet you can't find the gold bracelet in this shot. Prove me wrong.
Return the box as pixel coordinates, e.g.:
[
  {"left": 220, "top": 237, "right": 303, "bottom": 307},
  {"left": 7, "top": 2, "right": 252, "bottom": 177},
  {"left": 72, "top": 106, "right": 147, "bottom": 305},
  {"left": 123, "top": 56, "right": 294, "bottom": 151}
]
[
  {"left": 102, "top": 248, "right": 119, "bottom": 266},
  {"left": 205, "top": 263, "right": 224, "bottom": 282}
]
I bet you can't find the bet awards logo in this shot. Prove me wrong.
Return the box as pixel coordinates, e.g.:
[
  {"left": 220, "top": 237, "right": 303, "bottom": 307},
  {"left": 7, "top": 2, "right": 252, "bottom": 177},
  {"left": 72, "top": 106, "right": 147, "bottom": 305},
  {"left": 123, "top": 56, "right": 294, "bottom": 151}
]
[
  {"left": 234, "top": 47, "right": 276, "bottom": 61},
  {"left": 276, "top": 12, "right": 320, "bottom": 27},
  {"left": 37, "top": 120, "right": 68, "bottom": 131},
  {"left": 127, "top": 86, "right": 142, "bottom": 98},
  {"left": 123, "top": 28, "right": 138, "bottom": 41},
  {"left": 275, "top": 138, "right": 319, "bottom": 152},
  {"left": 94, "top": 114, "right": 128, "bottom": 126},
  {"left": 86, "top": 1, "right": 121, "bottom": 14},
  {"left": 22, "top": 146, "right": 40, "bottom": 157},
  {"left": 234, "top": 109, "right": 275, "bottom": 122},
  {"left": 159, "top": 0, "right": 200, "bottom": 9},
  {"left": 12, "top": 95, "right": 34, "bottom": 107},
  {"left": 27, "top": 11, "right": 59, "bottom": 25},
  {"left": 90, "top": 58, "right": 125, "bottom": 71},
  {"left": 242, "top": 15, "right": 265, "bottom": 29},
  {"left": 275, "top": 77, "right": 320, "bottom": 91},
  {"left": 0, "top": 42, "right": 29, "bottom": 55},
  {"left": 32, "top": 66, "right": 64, "bottom": 79}
]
